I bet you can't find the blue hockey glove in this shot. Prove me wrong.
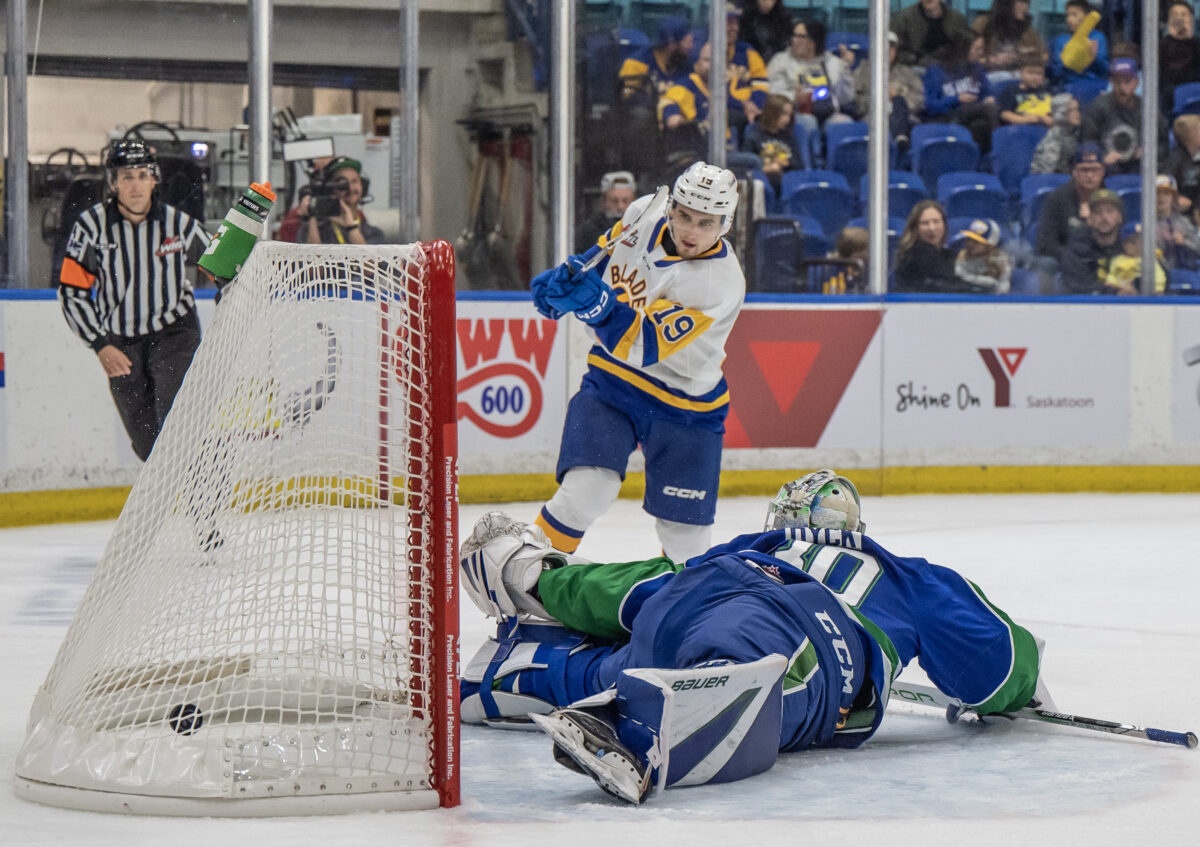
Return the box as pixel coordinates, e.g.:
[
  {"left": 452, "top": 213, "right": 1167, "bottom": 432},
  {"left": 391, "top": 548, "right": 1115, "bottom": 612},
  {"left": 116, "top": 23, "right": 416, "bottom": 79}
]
[
  {"left": 530, "top": 264, "right": 570, "bottom": 320},
  {"left": 544, "top": 266, "right": 615, "bottom": 325}
]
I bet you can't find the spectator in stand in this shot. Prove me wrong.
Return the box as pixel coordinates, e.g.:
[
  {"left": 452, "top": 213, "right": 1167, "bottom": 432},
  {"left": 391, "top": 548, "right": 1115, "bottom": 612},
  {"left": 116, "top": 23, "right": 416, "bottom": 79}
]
[
  {"left": 1034, "top": 142, "right": 1107, "bottom": 286},
  {"left": 620, "top": 16, "right": 695, "bottom": 112},
  {"left": 997, "top": 54, "right": 1054, "bottom": 127},
  {"left": 1106, "top": 222, "right": 1168, "bottom": 293},
  {"left": 894, "top": 200, "right": 976, "bottom": 291},
  {"left": 766, "top": 17, "right": 856, "bottom": 139},
  {"left": 737, "top": 0, "right": 794, "bottom": 63},
  {"left": 1049, "top": 1, "right": 1109, "bottom": 92},
  {"left": 741, "top": 93, "right": 801, "bottom": 195},
  {"left": 1081, "top": 57, "right": 1168, "bottom": 176},
  {"left": 1165, "top": 114, "right": 1200, "bottom": 218},
  {"left": 1059, "top": 188, "right": 1128, "bottom": 294},
  {"left": 953, "top": 218, "right": 1012, "bottom": 293},
  {"left": 923, "top": 35, "right": 998, "bottom": 154},
  {"left": 1154, "top": 174, "right": 1200, "bottom": 269},
  {"left": 723, "top": 4, "right": 771, "bottom": 137},
  {"left": 853, "top": 31, "right": 924, "bottom": 151},
  {"left": 892, "top": 0, "right": 976, "bottom": 68},
  {"left": 815, "top": 226, "right": 870, "bottom": 294},
  {"left": 1030, "top": 94, "right": 1082, "bottom": 173},
  {"left": 659, "top": 40, "right": 764, "bottom": 174},
  {"left": 1161, "top": 1, "right": 1200, "bottom": 116},
  {"left": 971, "top": 0, "right": 1048, "bottom": 78},
  {"left": 576, "top": 171, "right": 638, "bottom": 252}
]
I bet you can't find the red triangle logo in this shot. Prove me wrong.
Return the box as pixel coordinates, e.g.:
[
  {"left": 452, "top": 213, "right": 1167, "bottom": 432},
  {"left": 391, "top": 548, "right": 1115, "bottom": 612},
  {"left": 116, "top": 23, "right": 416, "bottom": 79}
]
[
  {"left": 998, "top": 347, "right": 1026, "bottom": 377},
  {"left": 724, "top": 310, "right": 881, "bottom": 448},
  {"left": 749, "top": 341, "right": 821, "bottom": 414}
]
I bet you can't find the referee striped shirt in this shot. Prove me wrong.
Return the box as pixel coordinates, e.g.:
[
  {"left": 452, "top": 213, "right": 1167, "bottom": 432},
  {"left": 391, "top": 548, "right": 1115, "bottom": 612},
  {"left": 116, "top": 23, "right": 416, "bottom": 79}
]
[{"left": 59, "top": 198, "right": 211, "bottom": 351}]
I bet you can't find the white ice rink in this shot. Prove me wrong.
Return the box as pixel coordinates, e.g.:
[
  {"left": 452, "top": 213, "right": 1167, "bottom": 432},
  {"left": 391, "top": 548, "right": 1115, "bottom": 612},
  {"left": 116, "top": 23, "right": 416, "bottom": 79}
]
[{"left": 2, "top": 492, "right": 1198, "bottom": 846}]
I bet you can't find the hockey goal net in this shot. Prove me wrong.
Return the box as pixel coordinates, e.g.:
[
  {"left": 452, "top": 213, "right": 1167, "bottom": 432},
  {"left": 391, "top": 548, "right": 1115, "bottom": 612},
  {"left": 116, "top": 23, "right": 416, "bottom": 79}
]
[{"left": 15, "top": 241, "right": 459, "bottom": 815}]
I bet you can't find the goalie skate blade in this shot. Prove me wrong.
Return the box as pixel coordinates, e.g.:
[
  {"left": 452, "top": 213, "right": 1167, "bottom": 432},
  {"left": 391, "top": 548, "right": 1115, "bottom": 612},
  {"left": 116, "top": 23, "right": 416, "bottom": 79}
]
[{"left": 529, "top": 713, "right": 648, "bottom": 805}]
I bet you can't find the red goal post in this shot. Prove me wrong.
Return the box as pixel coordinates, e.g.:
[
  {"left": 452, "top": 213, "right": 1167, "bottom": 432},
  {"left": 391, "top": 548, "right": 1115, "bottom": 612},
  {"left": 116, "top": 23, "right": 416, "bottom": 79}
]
[{"left": 15, "top": 240, "right": 459, "bottom": 815}]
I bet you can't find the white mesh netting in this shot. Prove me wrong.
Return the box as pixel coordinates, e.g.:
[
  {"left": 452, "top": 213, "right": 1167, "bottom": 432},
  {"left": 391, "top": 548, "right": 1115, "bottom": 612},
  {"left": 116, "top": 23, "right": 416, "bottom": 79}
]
[{"left": 16, "top": 243, "right": 456, "bottom": 815}]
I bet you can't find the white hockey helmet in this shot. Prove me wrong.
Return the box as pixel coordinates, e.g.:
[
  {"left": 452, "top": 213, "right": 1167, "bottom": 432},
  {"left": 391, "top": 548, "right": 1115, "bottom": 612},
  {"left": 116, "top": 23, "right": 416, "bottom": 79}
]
[
  {"left": 764, "top": 470, "right": 865, "bottom": 533},
  {"left": 671, "top": 161, "right": 739, "bottom": 237}
]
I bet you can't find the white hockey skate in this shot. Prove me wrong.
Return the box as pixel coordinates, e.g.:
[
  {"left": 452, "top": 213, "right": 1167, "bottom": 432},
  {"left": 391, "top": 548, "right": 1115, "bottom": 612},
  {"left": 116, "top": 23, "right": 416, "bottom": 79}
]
[{"left": 530, "top": 708, "right": 652, "bottom": 805}]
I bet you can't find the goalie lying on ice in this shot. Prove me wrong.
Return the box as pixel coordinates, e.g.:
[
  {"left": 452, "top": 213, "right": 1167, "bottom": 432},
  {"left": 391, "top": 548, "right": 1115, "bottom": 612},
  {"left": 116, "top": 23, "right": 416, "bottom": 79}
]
[{"left": 458, "top": 472, "right": 1052, "bottom": 804}]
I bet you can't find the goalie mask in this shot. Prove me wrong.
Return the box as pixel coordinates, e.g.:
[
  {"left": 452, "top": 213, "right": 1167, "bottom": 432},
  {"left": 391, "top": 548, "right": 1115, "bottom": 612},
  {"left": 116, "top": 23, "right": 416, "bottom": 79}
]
[
  {"left": 671, "top": 161, "right": 738, "bottom": 238},
  {"left": 764, "top": 470, "right": 864, "bottom": 533}
]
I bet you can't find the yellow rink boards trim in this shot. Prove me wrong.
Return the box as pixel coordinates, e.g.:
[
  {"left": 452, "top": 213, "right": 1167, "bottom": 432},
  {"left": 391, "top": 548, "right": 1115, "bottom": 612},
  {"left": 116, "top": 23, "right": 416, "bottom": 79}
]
[{"left": 2, "top": 465, "right": 1198, "bottom": 528}]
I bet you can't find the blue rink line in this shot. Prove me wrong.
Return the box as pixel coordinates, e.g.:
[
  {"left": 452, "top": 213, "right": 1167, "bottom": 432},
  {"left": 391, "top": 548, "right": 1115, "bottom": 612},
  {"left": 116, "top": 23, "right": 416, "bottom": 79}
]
[{"left": 5, "top": 289, "right": 1199, "bottom": 305}]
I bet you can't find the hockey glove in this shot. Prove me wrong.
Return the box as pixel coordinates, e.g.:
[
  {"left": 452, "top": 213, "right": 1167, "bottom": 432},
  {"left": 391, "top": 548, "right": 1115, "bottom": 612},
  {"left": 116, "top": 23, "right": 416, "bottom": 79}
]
[
  {"left": 544, "top": 265, "right": 616, "bottom": 325},
  {"left": 530, "top": 265, "right": 568, "bottom": 320}
]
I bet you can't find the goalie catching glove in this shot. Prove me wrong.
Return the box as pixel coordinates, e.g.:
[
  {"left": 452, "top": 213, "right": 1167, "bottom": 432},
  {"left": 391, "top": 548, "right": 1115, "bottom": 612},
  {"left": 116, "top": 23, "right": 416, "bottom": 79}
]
[{"left": 459, "top": 511, "right": 587, "bottom": 620}]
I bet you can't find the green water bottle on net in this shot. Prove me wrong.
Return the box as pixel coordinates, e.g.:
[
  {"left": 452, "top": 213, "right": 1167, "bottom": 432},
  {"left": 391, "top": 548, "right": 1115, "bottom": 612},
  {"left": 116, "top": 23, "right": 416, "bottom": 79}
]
[{"left": 199, "top": 181, "right": 277, "bottom": 286}]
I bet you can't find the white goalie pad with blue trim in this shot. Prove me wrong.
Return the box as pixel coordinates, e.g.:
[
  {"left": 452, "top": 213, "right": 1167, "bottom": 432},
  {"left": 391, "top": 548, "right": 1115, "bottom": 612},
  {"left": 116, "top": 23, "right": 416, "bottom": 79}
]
[{"left": 613, "top": 654, "right": 787, "bottom": 795}]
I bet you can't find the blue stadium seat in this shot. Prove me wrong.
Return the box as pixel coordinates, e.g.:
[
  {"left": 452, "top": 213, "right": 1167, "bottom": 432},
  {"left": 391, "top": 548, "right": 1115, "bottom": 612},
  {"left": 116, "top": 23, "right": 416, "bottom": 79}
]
[
  {"left": 912, "top": 136, "right": 981, "bottom": 198},
  {"left": 911, "top": 122, "right": 974, "bottom": 148},
  {"left": 937, "top": 171, "right": 1010, "bottom": 224},
  {"left": 751, "top": 216, "right": 805, "bottom": 292},
  {"left": 1019, "top": 172, "right": 1070, "bottom": 235},
  {"left": 784, "top": 181, "right": 856, "bottom": 239},
  {"left": 1173, "top": 82, "right": 1200, "bottom": 116},
  {"left": 826, "top": 122, "right": 869, "bottom": 187},
  {"left": 1167, "top": 267, "right": 1200, "bottom": 294},
  {"left": 792, "top": 215, "right": 832, "bottom": 259},
  {"left": 1105, "top": 174, "right": 1143, "bottom": 223},
  {"left": 991, "top": 124, "right": 1049, "bottom": 197},
  {"left": 1010, "top": 267, "right": 1040, "bottom": 296},
  {"left": 791, "top": 121, "right": 817, "bottom": 170},
  {"left": 1067, "top": 77, "right": 1108, "bottom": 105},
  {"left": 780, "top": 169, "right": 849, "bottom": 199},
  {"left": 750, "top": 169, "right": 781, "bottom": 215},
  {"left": 860, "top": 171, "right": 930, "bottom": 221}
]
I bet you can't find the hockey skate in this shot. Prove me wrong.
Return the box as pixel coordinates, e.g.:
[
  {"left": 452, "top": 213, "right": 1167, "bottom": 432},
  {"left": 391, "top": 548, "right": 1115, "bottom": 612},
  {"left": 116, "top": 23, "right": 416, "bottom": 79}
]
[{"left": 530, "top": 708, "right": 652, "bottom": 805}]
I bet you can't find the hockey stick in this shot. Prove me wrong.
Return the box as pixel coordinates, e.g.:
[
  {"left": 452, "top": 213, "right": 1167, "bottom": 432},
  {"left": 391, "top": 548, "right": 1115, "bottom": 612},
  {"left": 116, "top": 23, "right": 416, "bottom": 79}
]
[
  {"left": 890, "top": 681, "right": 1198, "bottom": 750},
  {"left": 577, "top": 184, "right": 670, "bottom": 274}
]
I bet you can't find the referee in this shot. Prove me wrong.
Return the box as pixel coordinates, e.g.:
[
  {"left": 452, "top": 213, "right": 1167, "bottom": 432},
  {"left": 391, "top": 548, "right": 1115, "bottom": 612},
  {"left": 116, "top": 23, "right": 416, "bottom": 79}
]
[{"left": 58, "top": 140, "right": 212, "bottom": 461}]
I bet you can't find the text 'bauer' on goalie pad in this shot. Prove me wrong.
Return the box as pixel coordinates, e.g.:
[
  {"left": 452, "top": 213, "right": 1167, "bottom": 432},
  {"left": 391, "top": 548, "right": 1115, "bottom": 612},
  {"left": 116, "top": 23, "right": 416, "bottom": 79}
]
[{"left": 531, "top": 655, "right": 787, "bottom": 804}]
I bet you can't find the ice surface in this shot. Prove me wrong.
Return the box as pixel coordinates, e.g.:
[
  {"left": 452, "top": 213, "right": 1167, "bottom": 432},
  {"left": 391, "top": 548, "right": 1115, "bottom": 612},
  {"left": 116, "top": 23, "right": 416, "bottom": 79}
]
[{"left": 3, "top": 493, "right": 1198, "bottom": 846}]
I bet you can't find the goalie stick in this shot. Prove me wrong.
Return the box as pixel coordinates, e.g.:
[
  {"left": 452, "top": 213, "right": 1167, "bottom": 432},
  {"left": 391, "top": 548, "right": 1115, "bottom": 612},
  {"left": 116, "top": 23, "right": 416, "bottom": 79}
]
[{"left": 890, "top": 681, "right": 1198, "bottom": 750}]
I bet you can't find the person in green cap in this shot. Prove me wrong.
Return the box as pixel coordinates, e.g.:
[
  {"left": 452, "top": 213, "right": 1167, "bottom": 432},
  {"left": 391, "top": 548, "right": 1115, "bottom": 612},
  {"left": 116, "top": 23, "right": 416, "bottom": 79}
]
[
  {"left": 296, "top": 156, "right": 384, "bottom": 245},
  {"left": 1059, "top": 187, "right": 1129, "bottom": 294}
]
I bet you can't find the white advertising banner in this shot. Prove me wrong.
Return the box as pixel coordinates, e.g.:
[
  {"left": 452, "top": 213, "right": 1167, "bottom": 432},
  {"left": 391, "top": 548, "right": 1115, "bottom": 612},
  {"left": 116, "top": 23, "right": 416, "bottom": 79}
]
[
  {"left": 1176, "top": 307, "right": 1200, "bottom": 443},
  {"left": 455, "top": 299, "right": 567, "bottom": 462},
  {"left": 881, "top": 305, "right": 1130, "bottom": 448}
]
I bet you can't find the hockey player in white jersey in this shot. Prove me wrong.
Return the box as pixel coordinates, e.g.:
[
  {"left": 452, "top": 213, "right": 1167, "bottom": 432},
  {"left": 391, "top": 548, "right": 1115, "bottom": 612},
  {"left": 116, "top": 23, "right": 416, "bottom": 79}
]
[{"left": 530, "top": 162, "right": 745, "bottom": 562}]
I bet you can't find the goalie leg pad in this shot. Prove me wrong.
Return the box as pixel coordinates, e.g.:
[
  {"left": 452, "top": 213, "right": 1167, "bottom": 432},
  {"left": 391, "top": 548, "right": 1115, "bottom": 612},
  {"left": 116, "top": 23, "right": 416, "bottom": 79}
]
[
  {"left": 460, "top": 618, "right": 612, "bottom": 726},
  {"left": 600, "top": 655, "right": 787, "bottom": 798}
]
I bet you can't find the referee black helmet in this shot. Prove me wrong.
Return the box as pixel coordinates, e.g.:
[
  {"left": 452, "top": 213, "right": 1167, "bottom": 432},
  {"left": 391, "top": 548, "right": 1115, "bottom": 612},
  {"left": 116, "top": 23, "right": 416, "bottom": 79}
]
[{"left": 106, "top": 140, "right": 159, "bottom": 178}]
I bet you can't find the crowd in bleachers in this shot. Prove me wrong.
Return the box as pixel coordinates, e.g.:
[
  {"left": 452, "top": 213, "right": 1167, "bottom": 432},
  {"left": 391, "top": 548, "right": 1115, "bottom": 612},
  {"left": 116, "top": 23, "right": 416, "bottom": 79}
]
[{"left": 576, "top": 0, "right": 1200, "bottom": 295}]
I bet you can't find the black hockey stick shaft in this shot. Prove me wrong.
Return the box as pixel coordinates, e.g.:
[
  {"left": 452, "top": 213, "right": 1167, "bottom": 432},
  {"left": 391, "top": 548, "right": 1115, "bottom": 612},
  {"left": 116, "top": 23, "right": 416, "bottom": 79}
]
[{"left": 890, "top": 682, "right": 1198, "bottom": 749}]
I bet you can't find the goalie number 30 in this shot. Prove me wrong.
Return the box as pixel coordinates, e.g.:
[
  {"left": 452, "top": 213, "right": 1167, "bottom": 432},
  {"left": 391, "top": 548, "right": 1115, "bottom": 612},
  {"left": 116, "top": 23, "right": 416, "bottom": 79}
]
[{"left": 775, "top": 543, "right": 882, "bottom": 607}]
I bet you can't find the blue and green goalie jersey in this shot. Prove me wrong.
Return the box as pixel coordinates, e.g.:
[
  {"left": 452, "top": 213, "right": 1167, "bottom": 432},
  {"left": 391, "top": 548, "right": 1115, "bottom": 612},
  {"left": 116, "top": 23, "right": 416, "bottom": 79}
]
[{"left": 536, "top": 526, "right": 1042, "bottom": 723}]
